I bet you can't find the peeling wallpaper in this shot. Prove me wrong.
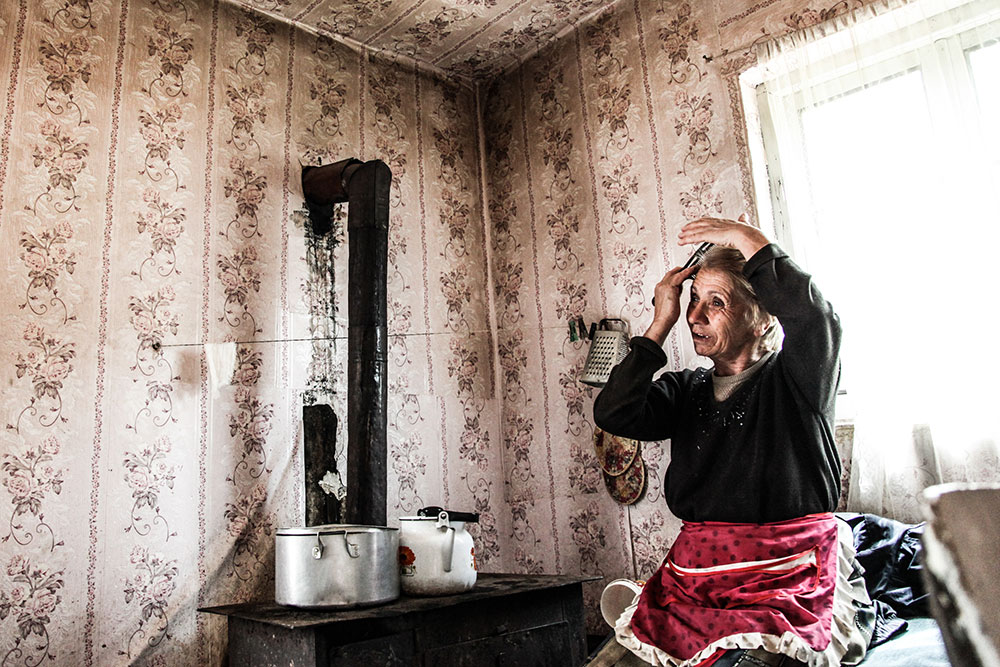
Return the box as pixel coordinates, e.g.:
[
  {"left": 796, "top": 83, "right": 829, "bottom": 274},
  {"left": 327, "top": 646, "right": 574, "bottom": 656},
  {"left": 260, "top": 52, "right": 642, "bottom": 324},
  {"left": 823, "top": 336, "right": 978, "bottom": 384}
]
[{"left": 0, "top": 0, "right": 867, "bottom": 663}]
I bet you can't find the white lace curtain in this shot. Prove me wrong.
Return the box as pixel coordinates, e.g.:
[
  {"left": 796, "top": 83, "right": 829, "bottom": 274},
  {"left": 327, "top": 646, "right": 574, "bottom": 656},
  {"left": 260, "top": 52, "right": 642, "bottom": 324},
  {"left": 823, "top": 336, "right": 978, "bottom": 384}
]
[{"left": 742, "top": 0, "right": 1000, "bottom": 522}]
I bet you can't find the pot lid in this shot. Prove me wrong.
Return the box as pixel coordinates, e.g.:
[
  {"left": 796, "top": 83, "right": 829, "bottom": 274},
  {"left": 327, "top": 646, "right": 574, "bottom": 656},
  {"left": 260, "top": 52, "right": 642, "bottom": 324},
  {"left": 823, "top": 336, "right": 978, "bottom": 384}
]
[{"left": 276, "top": 524, "right": 397, "bottom": 536}]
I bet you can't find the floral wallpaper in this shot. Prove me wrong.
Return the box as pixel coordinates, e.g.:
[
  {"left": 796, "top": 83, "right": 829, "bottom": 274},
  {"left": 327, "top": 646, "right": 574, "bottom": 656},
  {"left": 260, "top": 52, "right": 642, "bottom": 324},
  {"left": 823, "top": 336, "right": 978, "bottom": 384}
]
[
  {"left": 0, "top": 0, "right": 885, "bottom": 662},
  {"left": 0, "top": 0, "right": 498, "bottom": 663}
]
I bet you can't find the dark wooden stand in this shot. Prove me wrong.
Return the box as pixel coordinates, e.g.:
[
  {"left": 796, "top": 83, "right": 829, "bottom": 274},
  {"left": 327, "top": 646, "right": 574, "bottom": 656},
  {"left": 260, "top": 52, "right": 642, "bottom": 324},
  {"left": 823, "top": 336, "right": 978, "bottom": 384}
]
[{"left": 200, "top": 573, "right": 594, "bottom": 666}]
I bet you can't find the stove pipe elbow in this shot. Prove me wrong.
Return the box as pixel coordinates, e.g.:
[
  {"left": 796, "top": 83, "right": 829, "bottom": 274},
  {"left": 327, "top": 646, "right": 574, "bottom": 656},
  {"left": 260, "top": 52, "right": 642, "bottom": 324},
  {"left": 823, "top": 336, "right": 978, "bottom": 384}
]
[{"left": 302, "top": 158, "right": 390, "bottom": 527}]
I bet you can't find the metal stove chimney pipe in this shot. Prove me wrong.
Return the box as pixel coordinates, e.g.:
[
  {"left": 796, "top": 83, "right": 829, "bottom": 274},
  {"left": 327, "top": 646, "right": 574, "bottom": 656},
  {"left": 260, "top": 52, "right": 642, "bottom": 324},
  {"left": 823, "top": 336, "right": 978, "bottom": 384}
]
[{"left": 302, "top": 158, "right": 390, "bottom": 527}]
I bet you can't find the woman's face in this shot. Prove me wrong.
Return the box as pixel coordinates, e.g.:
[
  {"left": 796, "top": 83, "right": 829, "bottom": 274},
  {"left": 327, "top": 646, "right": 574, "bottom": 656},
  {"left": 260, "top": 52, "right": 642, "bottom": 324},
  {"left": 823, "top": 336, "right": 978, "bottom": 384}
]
[{"left": 686, "top": 268, "right": 757, "bottom": 365}]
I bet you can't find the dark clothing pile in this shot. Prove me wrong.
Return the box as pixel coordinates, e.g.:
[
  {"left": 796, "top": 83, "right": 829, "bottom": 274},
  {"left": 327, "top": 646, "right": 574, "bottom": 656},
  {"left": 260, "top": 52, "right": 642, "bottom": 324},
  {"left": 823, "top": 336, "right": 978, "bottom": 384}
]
[{"left": 838, "top": 512, "right": 930, "bottom": 645}]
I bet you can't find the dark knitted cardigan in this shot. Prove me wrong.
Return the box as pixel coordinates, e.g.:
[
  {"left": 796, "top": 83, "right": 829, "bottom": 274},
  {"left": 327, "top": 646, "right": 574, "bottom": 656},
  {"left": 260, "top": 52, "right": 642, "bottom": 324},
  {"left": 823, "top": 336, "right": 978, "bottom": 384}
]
[{"left": 593, "top": 244, "right": 843, "bottom": 523}]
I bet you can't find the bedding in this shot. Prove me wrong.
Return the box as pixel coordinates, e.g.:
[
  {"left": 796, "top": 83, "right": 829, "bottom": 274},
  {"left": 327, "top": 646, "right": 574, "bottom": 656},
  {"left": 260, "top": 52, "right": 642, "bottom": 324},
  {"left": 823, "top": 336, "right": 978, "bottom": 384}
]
[
  {"left": 838, "top": 513, "right": 950, "bottom": 666},
  {"left": 838, "top": 513, "right": 928, "bottom": 644},
  {"left": 858, "top": 616, "right": 949, "bottom": 666}
]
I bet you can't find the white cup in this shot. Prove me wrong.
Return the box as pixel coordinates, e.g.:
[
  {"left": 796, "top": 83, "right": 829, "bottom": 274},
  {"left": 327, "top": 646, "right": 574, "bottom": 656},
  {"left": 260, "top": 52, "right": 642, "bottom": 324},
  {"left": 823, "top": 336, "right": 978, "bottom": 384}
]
[{"left": 600, "top": 578, "right": 644, "bottom": 627}]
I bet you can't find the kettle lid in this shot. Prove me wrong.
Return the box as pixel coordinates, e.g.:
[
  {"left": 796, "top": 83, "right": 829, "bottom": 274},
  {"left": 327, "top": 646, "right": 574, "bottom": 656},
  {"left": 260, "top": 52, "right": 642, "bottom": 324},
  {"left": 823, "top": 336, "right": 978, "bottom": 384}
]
[{"left": 417, "top": 506, "right": 479, "bottom": 523}]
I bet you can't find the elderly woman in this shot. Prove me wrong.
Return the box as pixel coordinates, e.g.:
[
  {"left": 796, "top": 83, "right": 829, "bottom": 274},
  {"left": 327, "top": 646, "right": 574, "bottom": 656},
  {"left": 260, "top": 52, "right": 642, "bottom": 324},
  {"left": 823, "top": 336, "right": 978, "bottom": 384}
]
[{"left": 593, "top": 217, "right": 873, "bottom": 667}]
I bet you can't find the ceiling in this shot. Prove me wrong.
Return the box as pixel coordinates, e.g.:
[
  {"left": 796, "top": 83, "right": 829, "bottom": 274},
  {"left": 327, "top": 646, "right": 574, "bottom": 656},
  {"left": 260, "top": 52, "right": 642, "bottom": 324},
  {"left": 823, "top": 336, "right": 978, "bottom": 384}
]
[{"left": 238, "top": 0, "right": 622, "bottom": 84}]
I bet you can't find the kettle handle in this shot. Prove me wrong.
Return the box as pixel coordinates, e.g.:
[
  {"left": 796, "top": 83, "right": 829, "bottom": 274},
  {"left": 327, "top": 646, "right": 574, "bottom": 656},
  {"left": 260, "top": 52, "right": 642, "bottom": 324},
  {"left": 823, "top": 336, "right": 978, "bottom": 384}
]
[
  {"left": 436, "top": 511, "right": 456, "bottom": 573},
  {"left": 418, "top": 506, "right": 480, "bottom": 523}
]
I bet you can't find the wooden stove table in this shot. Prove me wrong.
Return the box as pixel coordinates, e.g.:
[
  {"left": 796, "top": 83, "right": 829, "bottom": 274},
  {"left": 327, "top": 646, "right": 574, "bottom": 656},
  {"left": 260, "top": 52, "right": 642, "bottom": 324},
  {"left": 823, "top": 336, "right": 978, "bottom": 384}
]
[{"left": 200, "top": 573, "right": 595, "bottom": 666}]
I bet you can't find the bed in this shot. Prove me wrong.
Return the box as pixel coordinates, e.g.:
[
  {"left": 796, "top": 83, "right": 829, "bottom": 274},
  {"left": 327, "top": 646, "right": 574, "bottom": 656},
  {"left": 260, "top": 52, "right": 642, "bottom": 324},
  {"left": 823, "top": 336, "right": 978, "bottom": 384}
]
[{"left": 858, "top": 616, "right": 949, "bottom": 666}]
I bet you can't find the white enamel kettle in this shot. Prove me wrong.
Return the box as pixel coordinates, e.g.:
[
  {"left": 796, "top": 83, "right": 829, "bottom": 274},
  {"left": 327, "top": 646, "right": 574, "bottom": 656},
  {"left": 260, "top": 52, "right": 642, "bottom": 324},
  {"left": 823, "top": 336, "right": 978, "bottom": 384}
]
[{"left": 398, "top": 506, "right": 479, "bottom": 596}]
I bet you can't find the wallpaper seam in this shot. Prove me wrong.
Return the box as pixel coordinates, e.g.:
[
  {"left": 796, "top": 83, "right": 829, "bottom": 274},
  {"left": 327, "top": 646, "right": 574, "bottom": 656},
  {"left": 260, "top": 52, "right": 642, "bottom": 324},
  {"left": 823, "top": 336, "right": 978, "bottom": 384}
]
[
  {"left": 473, "top": 82, "right": 506, "bottom": 569},
  {"left": 724, "top": 70, "right": 760, "bottom": 228},
  {"left": 413, "top": 66, "right": 446, "bottom": 503},
  {"left": 0, "top": 0, "right": 26, "bottom": 229},
  {"left": 282, "top": 18, "right": 299, "bottom": 523},
  {"left": 440, "top": 399, "right": 449, "bottom": 505},
  {"left": 632, "top": 0, "right": 684, "bottom": 374},
  {"left": 86, "top": 0, "right": 130, "bottom": 663},
  {"left": 516, "top": 65, "right": 561, "bottom": 570},
  {"left": 572, "top": 27, "right": 609, "bottom": 316},
  {"left": 358, "top": 50, "right": 365, "bottom": 158},
  {"left": 197, "top": 2, "right": 222, "bottom": 664},
  {"left": 632, "top": 0, "right": 670, "bottom": 266},
  {"left": 415, "top": 66, "right": 434, "bottom": 397},
  {"left": 473, "top": 84, "right": 504, "bottom": 468}
]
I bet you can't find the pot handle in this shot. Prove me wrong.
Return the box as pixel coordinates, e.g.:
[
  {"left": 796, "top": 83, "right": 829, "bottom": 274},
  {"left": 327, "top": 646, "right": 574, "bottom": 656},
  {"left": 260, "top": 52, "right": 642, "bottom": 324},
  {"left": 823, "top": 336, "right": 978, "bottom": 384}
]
[
  {"left": 311, "top": 529, "right": 360, "bottom": 559},
  {"left": 436, "top": 511, "right": 456, "bottom": 573},
  {"left": 342, "top": 531, "right": 361, "bottom": 558}
]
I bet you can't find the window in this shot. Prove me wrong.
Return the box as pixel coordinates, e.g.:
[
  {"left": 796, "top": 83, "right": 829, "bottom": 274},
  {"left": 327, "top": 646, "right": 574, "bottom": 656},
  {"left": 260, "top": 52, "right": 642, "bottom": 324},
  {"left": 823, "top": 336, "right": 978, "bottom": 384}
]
[{"left": 743, "top": 0, "right": 1000, "bottom": 426}]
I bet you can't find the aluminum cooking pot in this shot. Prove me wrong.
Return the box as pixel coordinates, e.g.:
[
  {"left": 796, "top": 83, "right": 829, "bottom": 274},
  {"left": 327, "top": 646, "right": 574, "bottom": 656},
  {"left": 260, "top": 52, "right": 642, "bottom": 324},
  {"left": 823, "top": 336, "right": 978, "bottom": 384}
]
[{"left": 275, "top": 524, "right": 399, "bottom": 608}]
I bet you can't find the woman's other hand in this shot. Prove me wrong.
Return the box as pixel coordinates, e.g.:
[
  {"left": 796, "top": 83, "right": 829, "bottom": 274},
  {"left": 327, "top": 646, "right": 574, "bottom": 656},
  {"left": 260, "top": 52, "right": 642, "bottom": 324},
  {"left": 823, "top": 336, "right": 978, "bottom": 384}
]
[
  {"left": 644, "top": 265, "right": 697, "bottom": 345},
  {"left": 678, "top": 214, "right": 769, "bottom": 260}
]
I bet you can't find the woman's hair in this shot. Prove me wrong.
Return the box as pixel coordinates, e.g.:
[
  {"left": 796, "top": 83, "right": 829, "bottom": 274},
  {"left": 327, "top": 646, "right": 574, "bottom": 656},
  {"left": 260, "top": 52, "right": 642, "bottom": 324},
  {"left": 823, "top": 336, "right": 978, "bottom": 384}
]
[{"left": 698, "top": 246, "right": 781, "bottom": 353}]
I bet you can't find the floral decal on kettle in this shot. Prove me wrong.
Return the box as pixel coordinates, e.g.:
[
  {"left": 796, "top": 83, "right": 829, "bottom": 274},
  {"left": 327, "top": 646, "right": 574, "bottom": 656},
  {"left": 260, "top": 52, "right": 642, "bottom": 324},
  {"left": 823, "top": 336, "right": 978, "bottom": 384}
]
[{"left": 398, "top": 546, "right": 416, "bottom": 577}]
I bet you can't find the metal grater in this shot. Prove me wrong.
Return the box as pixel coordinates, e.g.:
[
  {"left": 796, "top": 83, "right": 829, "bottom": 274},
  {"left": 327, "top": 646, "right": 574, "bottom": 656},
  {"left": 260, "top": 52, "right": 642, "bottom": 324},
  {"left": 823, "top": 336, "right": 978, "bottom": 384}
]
[{"left": 580, "top": 320, "right": 631, "bottom": 387}]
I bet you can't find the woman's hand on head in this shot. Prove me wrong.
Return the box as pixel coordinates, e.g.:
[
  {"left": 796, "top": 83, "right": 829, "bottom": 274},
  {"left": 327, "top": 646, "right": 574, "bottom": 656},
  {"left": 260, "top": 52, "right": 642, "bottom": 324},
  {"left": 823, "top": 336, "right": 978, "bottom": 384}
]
[
  {"left": 644, "top": 265, "right": 697, "bottom": 345},
  {"left": 678, "top": 214, "right": 770, "bottom": 260}
]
